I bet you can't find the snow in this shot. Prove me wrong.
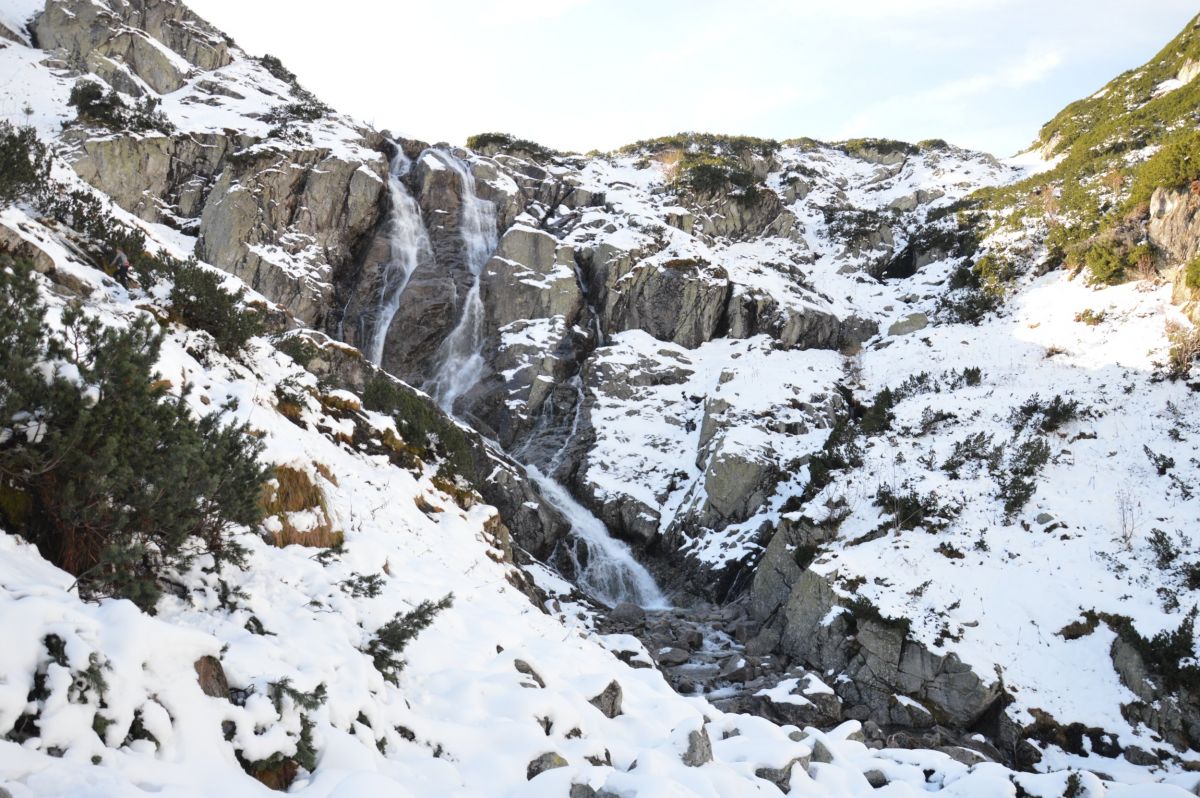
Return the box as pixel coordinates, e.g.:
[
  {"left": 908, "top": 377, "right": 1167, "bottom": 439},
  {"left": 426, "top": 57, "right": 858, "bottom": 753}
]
[
  {"left": 0, "top": 6, "right": 1196, "bottom": 795},
  {"left": 0, "top": 0, "right": 41, "bottom": 44}
]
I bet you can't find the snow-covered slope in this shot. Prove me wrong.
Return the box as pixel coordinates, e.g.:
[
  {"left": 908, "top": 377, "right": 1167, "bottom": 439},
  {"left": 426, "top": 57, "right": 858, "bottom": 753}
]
[{"left": 2, "top": 0, "right": 1200, "bottom": 794}]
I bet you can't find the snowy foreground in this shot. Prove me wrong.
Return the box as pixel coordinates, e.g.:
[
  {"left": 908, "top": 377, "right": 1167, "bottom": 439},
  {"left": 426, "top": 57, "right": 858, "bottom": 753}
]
[
  {"left": 1, "top": 0, "right": 1199, "bottom": 794},
  {"left": 0, "top": 204, "right": 1194, "bottom": 797}
]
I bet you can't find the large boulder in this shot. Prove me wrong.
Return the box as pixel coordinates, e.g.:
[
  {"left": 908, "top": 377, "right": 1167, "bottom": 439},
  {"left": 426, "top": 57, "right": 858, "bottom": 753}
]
[{"left": 1148, "top": 187, "right": 1200, "bottom": 321}]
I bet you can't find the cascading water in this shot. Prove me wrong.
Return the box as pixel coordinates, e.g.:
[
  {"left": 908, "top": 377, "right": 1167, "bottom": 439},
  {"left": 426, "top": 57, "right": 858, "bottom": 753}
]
[
  {"left": 526, "top": 466, "right": 667, "bottom": 609},
  {"left": 365, "top": 149, "right": 432, "bottom": 366},
  {"left": 424, "top": 151, "right": 498, "bottom": 414},
  {"left": 418, "top": 149, "right": 667, "bottom": 609}
]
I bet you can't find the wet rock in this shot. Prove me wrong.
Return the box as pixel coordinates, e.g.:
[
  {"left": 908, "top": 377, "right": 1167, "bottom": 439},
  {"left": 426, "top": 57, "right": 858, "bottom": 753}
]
[
  {"left": 608, "top": 602, "right": 647, "bottom": 626},
  {"left": 588, "top": 681, "right": 623, "bottom": 719},
  {"left": 526, "top": 752, "right": 568, "bottom": 780},
  {"left": 657, "top": 647, "right": 691, "bottom": 667}
]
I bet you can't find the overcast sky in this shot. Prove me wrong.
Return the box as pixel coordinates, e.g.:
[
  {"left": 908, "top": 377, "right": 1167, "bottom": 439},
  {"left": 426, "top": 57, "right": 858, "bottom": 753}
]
[{"left": 185, "top": 0, "right": 1198, "bottom": 157}]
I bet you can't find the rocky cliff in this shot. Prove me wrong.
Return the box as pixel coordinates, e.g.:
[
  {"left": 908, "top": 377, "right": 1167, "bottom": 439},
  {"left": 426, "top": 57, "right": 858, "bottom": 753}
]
[{"left": 4, "top": 0, "right": 1200, "bottom": 790}]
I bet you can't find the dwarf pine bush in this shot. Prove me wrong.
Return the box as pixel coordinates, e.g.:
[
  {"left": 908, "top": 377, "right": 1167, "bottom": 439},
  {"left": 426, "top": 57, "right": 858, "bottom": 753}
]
[
  {"left": 365, "top": 594, "right": 453, "bottom": 684},
  {"left": 0, "top": 259, "right": 268, "bottom": 610}
]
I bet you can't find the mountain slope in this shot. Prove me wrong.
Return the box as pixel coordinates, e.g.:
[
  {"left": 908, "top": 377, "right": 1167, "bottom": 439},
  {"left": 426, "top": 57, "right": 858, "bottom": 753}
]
[{"left": 0, "top": 1, "right": 1199, "bottom": 796}]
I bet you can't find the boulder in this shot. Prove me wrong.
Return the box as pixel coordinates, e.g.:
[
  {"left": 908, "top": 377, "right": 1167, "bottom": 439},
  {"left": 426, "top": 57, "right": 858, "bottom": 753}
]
[
  {"left": 514, "top": 659, "right": 545, "bottom": 688},
  {"left": 608, "top": 602, "right": 647, "bottom": 626},
  {"left": 656, "top": 648, "right": 691, "bottom": 667},
  {"left": 588, "top": 681, "right": 623, "bottom": 718},
  {"left": 193, "top": 655, "right": 229, "bottom": 699},
  {"left": 526, "top": 752, "right": 568, "bottom": 780},
  {"left": 682, "top": 727, "right": 713, "bottom": 767},
  {"left": 887, "top": 312, "right": 928, "bottom": 337}
]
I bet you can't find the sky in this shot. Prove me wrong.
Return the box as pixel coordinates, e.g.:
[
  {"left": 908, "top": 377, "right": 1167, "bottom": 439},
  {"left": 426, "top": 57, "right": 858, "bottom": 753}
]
[{"left": 184, "top": 0, "right": 1199, "bottom": 157}]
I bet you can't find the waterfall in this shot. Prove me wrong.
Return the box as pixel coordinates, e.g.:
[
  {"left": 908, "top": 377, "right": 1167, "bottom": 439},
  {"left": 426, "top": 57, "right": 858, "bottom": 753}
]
[
  {"left": 526, "top": 466, "right": 667, "bottom": 609},
  {"left": 366, "top": 150, "right": 432, "bottom": 366},
  {"left": 416, "top": 149, "right": 667, "bottom": 609},
  {"left": 423, "top": 150, "right": 498, "bottom": 413}
]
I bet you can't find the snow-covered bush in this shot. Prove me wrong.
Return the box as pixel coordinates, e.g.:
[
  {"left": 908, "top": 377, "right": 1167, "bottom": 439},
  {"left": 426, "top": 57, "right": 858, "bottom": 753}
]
[
  {"left": 168, "top": 259, "right": 263, "bottom": 355},
  {"left": 0, "top": 260, "right": 268, "bottom": 609},
  {"left": 0, "top": 122, "right": 50, "bottom": 206}
]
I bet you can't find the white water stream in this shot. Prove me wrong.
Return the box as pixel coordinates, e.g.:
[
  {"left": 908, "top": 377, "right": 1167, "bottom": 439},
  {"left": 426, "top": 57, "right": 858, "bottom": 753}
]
[
  {"left": 366, "top": 150, "right": 432, "bottom": 366},
  {"left": 369, "top": 148, "right": 666, "bottom": 608},
  {"left": 424, "top": 151, "right": 498, "bottom": 414},
  {"left": 526, "top": 466, "right": 668, "bottom": 609}
]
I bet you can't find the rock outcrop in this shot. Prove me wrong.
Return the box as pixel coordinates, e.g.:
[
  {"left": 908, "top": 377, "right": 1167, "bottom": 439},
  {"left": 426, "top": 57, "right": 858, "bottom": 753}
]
[
  {"left": 1149, "top": 187, "right": 1200, "bottom": 321},
  {"left": 35, "top": 0, "right": 232, "bottom": 94},
  {"left": 198, "top": 144, "right": 388, "bottom": 326}
]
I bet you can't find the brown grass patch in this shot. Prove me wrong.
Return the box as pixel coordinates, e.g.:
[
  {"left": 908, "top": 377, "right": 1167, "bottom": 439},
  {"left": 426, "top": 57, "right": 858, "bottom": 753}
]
[{"left": 261, "top": 465, "right": 343, "bottom": 548}]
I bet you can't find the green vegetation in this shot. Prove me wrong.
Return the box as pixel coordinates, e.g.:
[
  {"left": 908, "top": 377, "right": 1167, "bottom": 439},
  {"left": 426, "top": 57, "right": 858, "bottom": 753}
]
[
  {"left": 1108, "top": 609, "right": 1200, "bottom": 693},
  {"left": 0, "top": 259, "right": 268, "bottom": 611},
  {"left": 619, "top": 132, "right": 779, "bottom": 159},
  {"left": 835, "top": 137, "right": 918, "bottom": 160},
  {"left": 168, "top": 260, "right": 263, "bottom": 354},
  {"left": 466, "top": 132, "right": 560, "bottom": 161},
  {"left": 846, "top": 595, "right": 911, "bottom": 636},
  {"left": 68, "top": 80, "right": 174, "bottom": 135},
  {"left": 994, "top": 435, "right": 1051, "bottom": 518},
  {"left": 620, "top": 133, "right": 779, "bottom": 205},
  {"left": 1185, "top": 255, "right": 1200, "bottom": 290},
  {"left": 965, "top": 15, "right": 1200, "bottom": 282},
  {"left": 972, "top": 253, "right": 1017, "bottom": 297},
  {"left": 361, "top": 376, "right": 473, "bottom": 478},
  {"left": 1009, "top": 394, "right": 1081, "bottom": 433},
  {"left": 0, "top": 123, "right": 50, "bottom": 206},
  {"left": 873, "top": 483, "right": 960, "bottom": 533},
  {"left": 257, "top": 54, "right": 298, "bottom": 85},
  {"left": 364, "top": 594, "right": 453, "bottom": 685}
]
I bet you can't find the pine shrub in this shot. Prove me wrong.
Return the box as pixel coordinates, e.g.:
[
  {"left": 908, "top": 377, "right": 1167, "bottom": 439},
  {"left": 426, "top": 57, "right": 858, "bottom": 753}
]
[
  {"left": 0, "top": 260, "right": 269, "bottom": 610},
  {"left": 0, "top": 123, "right": 50, "bottom": 206},
  {"left": 1185, "top": 255, "right": 1200, "bottom": 290},
  {"left": 365, "top": 594, "right": 453, "bottom": 685},
  {"left": 68, "top": 80, "right": 173, "bottom": 134},
  {"left": 168, "top": 260, "right": 262, "bottom": 354}
]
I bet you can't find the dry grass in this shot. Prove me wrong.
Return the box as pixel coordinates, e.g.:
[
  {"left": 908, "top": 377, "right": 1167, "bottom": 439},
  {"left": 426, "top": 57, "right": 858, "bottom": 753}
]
[
  {"left": 654, "top": 148, "right": 683, "bottom": 183},
  {"left": 431, "top": 475, "right": 477, "bottom": 510},
  {"left": 261, "top": 465, "right": 343, "bottom": 548},
  {"left": 1165, "top": 319, "right": 1200, "bottom": 378},
  {"left": 319, "top": 392, "right": 361, "bottom": 414},
  {"left": 313, "top": 461, "right": 338, "bottom": 486},
  {"left": 276, "top": 399, "right": 304, "bottom": 421}
]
